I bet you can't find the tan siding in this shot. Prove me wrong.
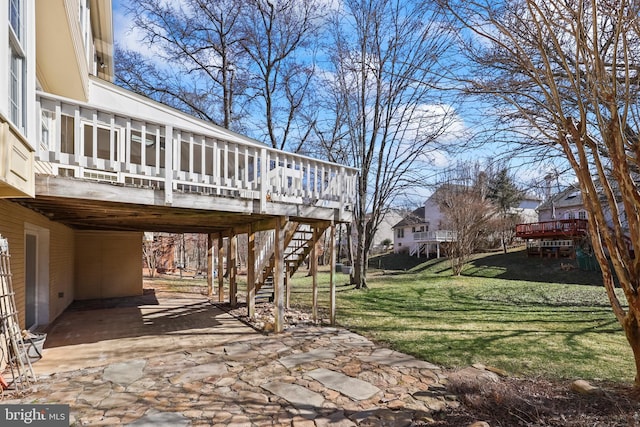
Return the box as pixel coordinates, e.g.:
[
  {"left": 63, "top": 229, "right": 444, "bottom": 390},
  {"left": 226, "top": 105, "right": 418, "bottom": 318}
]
[
  {"left": 0, "top": 199, "right": 74, "bottom": 328},
  {"left": 75, "top": 231, "right": 143, "bottom": 299},
  {"left": 49, "top": 225, "right": 75, "bottom": 321}
]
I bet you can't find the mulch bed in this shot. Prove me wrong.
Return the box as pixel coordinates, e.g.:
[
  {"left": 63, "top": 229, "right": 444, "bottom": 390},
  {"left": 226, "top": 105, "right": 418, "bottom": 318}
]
[{"left": 437, "top": 376, "right": 640, "bottom": 426}]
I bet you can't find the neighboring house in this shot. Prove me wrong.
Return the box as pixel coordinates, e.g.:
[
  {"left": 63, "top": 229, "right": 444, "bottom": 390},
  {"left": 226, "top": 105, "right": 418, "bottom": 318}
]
[
  {"left": 537, "top": 185, "right": 588, "bottom": 222},
  {"left": 513, "top": 195, "right": 541, "bottom": 224},
  {"left": 369, "top": 209, "right": 405, "bottom": 254},
  {"left": 392, "top": 206, "right": 425, "bottom": 253},
  {"left": 0, "top": 0, "right": 356, "bottom": 342},
  {"left": 394, "top": 189, "right": 540, "bottom": 258},
  {"left": 392, "top": 189, "right": 456, "bottom": 258},
  {"left": 516, "top": 185, "right": 590, "bottom": 258}
]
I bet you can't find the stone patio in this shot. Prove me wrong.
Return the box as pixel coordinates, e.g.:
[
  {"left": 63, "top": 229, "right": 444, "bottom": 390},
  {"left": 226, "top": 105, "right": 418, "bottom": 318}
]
[{"left": 2, "top": 296, "right": 465, "bottom": 426}]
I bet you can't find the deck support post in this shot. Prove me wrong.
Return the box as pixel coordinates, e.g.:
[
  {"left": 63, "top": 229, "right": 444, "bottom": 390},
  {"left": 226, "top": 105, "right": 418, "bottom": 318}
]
[
  {"left": 229, "top": 230, "right": 237, "bottom": 308},
  {"left": 247, "top": 225, "right": 256, "bottom": 319},
  {"left": 329, "top": 222, "right": 336, "bottom": 325},
  {"left": 217, "top": 232, "right": 224, "bottom": 303},
  {"left": 274, "top": 216, "right": 286, "bottom": 333},
  {"left": 285, "top": 267, "right": 290, "bottom": 310},
  {"left": 311, "top": 226, "right": 318, "bottom": 323},
  {"left": 207, "top": 233, "right": 214, "bottom": 297}
]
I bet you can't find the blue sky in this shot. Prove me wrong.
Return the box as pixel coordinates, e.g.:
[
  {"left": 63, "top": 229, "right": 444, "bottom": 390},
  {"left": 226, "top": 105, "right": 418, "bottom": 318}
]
[{"left": 109, "top": 0, "right": 571, "bottom": 202}]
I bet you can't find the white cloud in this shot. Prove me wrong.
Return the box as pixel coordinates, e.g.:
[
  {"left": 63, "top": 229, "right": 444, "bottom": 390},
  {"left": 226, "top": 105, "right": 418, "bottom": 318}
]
[
  {"left": 112, "top": 0, "right": 137, "bottom": 50},
  {"left": 111, "top": 0, "right": 173, "bottom": 61}
]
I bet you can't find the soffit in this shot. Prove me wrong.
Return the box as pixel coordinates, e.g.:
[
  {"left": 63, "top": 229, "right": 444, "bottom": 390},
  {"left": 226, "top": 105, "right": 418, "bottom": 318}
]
[{"left": 36, "top": 0, "right": 88, "bottom": 101}]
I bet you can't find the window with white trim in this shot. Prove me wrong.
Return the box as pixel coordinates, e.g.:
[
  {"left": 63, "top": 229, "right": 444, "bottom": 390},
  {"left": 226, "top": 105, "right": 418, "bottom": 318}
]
[
  {"left": 9, "top": 0, "right": 26, "bottom": 132},
  {"left": 397, "top": 228, "right": 404, "bottom": 238},
  {"left": 9, "top": 0, "right": 21, "bottom": 38}
]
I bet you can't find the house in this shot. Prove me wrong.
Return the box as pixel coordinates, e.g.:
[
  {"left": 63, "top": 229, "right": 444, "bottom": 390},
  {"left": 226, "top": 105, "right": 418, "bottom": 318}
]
[
  {"left": 537, "top": 184, "right": 588, "bottom": 222},
  {"left": 392, "top": 206, "right": 424, "bottom": 253},
  {"left": 394, "top": 188, "right": 540, "bottom": 258},
  {"left": 392, "top": 190, "right": 456, "bottom": 258},
  {"left": 369, "top": 209, "right": 405, "bottom": 254},
  {"left": 513, "top": 194, "right": 541, "bottom": 224},
  {"left": 0, "top": 0, "right": 356, "bottom": 343},
  {"left": 515, "top": 185, "right": 589, "bottom": 258}
]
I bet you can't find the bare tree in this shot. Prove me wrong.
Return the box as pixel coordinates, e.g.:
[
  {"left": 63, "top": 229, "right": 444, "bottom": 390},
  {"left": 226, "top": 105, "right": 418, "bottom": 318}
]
[
  {"left": 116, "top": 0, "right": 323, "bottom": 149},
  {"left": 142, "top": 233, "right": 160, "bottom": 278},
  {"left": 142, "top": 232, "right": 179, "bottom": 277},
  {"left": 442, "top": 0, "right": 640, "bottom": 385},
  {"left": 434, "top": 165, "right": 495, "bottom": 275},
  {"left": 116, "top": 0, "right": 248, "bottom": 130},
  {"left": 317, "top": 0, "right": 458, "bottom": 288},
  {"left": 238, "top": 0, "right": 323, "bottom": 150}
]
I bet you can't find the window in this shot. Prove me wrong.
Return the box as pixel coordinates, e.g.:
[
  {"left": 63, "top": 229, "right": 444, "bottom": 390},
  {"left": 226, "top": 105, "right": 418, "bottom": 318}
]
[
  {"left": 565, "top": 191, "right": 579, "bottom": 200},
  {"left": 84, "top": 124, "right": 119, "bottom": 160},
  {"left": 60, "top": 115, "right": 75, "bottom": 154},
  {"left": 9, "top": 0, "right": 26, "bottom": 132},
  {"left": 79, "top": 0, "right": 93, "bottom": 69},
  {"left": 578, "top": 211, "right": 587, "bottom": 220},
  {"left": 567, "top": 211, "right": 576, "bottom": 220},
  {"left": 9, "top": 50, "right": 23, "bottom": 127},
  {"left": 9, "top": 0, "right": 21, "bottom": 40},
  {"left": 397, "top": 228, "right": 404, "bottom": 238}
]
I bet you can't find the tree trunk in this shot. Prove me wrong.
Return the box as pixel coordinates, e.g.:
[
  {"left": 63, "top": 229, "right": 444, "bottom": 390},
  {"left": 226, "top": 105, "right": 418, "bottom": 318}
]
[
  {"left": 623, "top": 310, "right": 640, "bottom": 387},
  {"left": 352, "top": 218, "right": 368, "bottom": 289},
  {"left": 346, "top": 223, "right": 354, "bottom": 267}
]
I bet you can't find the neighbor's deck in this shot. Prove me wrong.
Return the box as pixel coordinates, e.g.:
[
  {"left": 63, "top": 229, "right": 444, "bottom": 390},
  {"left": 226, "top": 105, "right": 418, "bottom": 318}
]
[{"left": 515, "top": 219, "right": 588, "bottom": 240}]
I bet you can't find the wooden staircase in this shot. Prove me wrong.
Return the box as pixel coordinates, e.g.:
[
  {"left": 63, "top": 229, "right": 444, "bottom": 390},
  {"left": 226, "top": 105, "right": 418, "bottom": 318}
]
[{"left": 254, "top": 222, "right": 325, "bottom": 303}]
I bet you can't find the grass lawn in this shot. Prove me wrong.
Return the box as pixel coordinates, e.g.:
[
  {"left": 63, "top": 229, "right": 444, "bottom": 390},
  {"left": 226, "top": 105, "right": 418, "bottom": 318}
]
[{"left": 289, "top": 248, "right": 635, "bottom": 383}]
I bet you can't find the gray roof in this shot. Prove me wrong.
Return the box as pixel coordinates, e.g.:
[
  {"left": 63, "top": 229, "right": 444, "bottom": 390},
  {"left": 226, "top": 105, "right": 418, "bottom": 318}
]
[
  {"left": 392, "top": 207, "right": 425, "bottom": 228},
  {"left": 538, "top": 184, "right": 583, "bottom": 211}
]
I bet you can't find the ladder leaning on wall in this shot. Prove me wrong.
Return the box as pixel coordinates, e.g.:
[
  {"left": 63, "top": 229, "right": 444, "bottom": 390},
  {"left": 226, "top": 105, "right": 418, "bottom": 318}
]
[{"left": 0, "top": 235, "right": 35, "bottom": 393}]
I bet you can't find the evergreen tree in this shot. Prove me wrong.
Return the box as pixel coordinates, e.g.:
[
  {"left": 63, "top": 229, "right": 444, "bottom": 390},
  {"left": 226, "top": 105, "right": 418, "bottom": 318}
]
[{"left": 487, "top": 168, "right": 523, "bottom": 253}]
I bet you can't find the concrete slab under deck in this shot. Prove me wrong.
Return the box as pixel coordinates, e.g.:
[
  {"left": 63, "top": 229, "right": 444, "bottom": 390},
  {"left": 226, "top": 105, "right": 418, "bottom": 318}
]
[{"left": 34, "top": 295, "right": 258, "bottom": 375}]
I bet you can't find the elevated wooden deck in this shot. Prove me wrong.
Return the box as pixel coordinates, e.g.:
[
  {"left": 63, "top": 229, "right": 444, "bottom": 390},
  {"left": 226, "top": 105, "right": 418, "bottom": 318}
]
[
  {"left": 24, "top": 86, "right": 357, "bottom": 232},
  {"left": 18, "top": 83, "right": 357, "bottom": 333},
  {"left": 515, "top": 219, "right": 588, "bottom": 239}
]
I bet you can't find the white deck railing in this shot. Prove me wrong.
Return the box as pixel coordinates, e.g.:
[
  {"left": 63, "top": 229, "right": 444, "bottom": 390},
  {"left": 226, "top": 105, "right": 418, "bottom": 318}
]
[
  {"left": 413, "top": 230, "right": 457, "bottom": 242},
  {"left": 34, "top": 90, "right": 357, "bottom": 214}
]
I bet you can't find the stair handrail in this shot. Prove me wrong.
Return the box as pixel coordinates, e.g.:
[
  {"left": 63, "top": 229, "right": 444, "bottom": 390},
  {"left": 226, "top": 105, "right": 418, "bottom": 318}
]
[{"left": 255, "top": 230, "right": 275, "bottom": 285}]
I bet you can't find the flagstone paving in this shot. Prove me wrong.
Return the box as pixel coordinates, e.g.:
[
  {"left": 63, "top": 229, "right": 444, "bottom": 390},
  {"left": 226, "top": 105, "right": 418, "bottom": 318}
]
[{"left": 3, "top": 298, "right": 464, "bottom": 426}]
